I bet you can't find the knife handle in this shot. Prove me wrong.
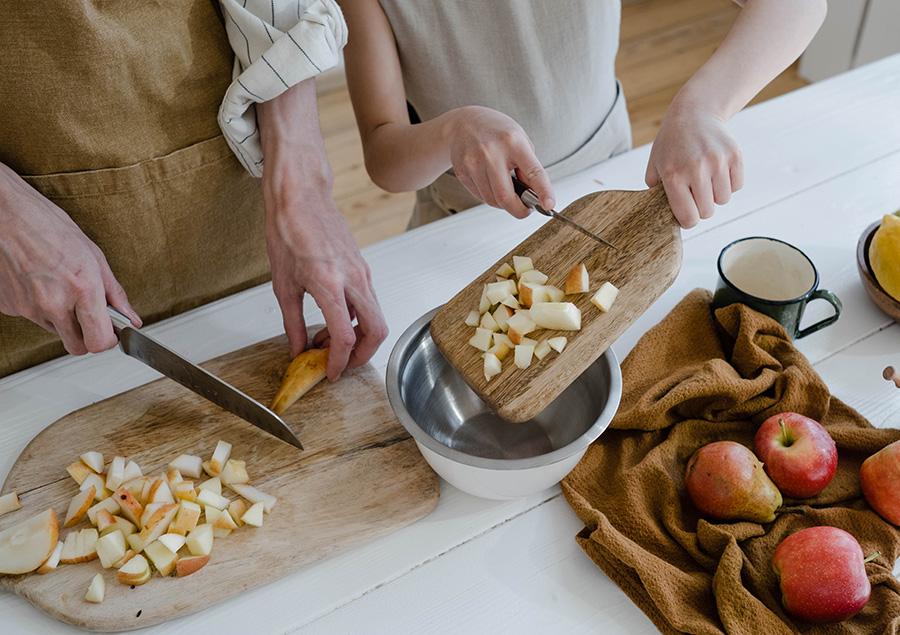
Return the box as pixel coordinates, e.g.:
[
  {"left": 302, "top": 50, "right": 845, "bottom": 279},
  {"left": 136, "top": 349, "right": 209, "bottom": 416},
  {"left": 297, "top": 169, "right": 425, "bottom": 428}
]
[
  {"left": 511, "top": 175, "right": 551, "bottom": 216},
  {"left": 107, "top": 306, "right": 134, "bottom": 333}
]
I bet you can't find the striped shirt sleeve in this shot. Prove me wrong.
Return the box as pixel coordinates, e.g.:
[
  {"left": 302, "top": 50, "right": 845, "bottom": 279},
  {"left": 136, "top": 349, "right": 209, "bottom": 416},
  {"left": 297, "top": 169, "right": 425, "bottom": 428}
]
[{"left": 217, "top": 0, "right": 348, "bottom": 176}]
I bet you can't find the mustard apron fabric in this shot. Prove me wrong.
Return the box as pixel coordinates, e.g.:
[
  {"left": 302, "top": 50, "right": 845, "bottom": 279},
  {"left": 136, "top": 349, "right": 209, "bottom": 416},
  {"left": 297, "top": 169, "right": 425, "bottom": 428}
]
[
  {"left": 0, "top": 2, "right": 270, "bottom": 377},
  {"left": 376, "top": 0, "right": 632, "bottom": 227}
]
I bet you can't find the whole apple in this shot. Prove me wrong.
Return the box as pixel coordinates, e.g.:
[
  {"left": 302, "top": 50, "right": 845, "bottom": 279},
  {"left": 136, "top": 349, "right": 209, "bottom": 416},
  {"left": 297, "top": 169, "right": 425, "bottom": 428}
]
[
  {"left": 754, "top": 412, "right": 837, "bottom": 498},
  {"left": 773, "top": 526, "right": 872, "bottom": 623},
  {"left": 685, "top": 441, "right": 782, "bottom": 523},
  {"left": 860, "top": 439, "right": 900, "bottom": 525}
]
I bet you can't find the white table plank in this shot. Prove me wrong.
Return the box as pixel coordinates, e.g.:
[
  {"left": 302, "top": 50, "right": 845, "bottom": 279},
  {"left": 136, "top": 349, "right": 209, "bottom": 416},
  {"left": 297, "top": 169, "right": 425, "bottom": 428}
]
[{"left": 2, "top": 55, "right": 900, "bottom": 634}]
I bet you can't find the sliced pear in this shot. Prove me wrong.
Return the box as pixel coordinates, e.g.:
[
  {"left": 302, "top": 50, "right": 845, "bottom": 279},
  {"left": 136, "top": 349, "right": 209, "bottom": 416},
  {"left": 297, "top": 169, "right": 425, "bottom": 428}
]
[
  {"left": 105, "top": 456, "right": 126, "bottom": 491},
  {"left": 0, "top": 509, "right": 59, "bottom": 574},
  {"left": 169, "top": 501, "right": 201, "bottom": 536},
  {"left": 157, "top": 533, "right": 186, "bottom": 554},
  {"left": 548, "top": 336, "right": 568, "bottom": 353},
  {"left": 60, "top": 528, "right": 99, "bottom": 564},
  {"left": 64, "top": 485, "right": 96, "bottom": 528},
  {"left": 169, "top": 454, "right": 203, "bottom": 479},
  {"left": 198, "top": 476, "right": 222, "bottom": 496},
  {"left": 80, "top": 451, "right": 104, "bottom": 474},
  {"left": 36, "top": 540, "right": 63, "bottom": 574},
  {"left": 96, "top": 530, "right": 127, "bottom": 569},
  {"left": 270, "top": 348, "right": 329, "bottom": 415},
  {"left": 591, "top": 281, "right": 619, "bottom": 312},
  {"left": 529, "top": 302, "right": 581, "bottom": 330},
  {"left": 144, "top": 540, "right": 177, "bottom": 576},
  {"left": 67, "top": 461, "right": 93, "bottom": 486},
  {"left": 240, "top": 502, "right": 265, "bottom": 528},
  {"left": 219, "top": 460, "right": 249, "bottom": 486},
  {"left": 87, "top": 497, "right": 121, "bottom": 525},
  {"left": 0, "top": 491, "right": 21, "bottom": 517},
  {"left": 84, "top": 572, "right": 105, "bottom": 603},
  {"left": 228, "top": 483, "right": 277, "bottom": 513},
  {"left": 116, "top": 553, "right": 151, "bottom": 586},
  {"left": 209, "top": 440, "right": 232, "bottom": 475},
  {"left": 185, "top": 523, "right": 214, "bottom": 557},
  {"left": 565, "top": 263, "right": 590, "bottom": 294},
  {"left": 228, "top": 499, "right": 249, "bottom": 528},
  {"left": 512, "top": 255, "right": 533, "bottom": 277},
  {"left": 176, "top": 554, "right": 209, "bottom": 578}
]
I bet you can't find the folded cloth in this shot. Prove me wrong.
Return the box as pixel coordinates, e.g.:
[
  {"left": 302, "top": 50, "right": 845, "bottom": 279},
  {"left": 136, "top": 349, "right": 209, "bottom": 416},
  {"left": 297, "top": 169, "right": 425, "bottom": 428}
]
[{"left": 562, "top": 289, "right": 900, "bottom": 634}]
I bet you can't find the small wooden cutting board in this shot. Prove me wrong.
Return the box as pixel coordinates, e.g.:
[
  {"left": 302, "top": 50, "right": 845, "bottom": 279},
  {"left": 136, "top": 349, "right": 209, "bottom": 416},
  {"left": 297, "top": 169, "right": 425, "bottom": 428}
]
[
  {"left": 430, "top": 187, "right": 681, "bottom": 422},
  {"left": 0, "top": 335, "right": 439, "bottom": 632}
]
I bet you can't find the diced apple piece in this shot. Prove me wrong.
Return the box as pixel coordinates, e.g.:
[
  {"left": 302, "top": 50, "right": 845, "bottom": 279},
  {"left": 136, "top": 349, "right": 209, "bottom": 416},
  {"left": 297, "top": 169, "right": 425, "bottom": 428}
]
[
  {"left": 105, "top": 456, "right": 126, "bottom": 491},
  {"left": 534, "top": 340, "right": 552, "bottom": 360},
  {"left": 228, "top": 483, "right": 277, "bottom": 513},
  {"left": 64, "top": 485, "right": 96, "bottom": 528},
  {"left": 548, "top": 336, "right": 568, "bottom": 353},
  {"left": 512, "top": 255, "right": 533, "bottom": 276},
  {"left": 144, "top": 540, "right": 178, "bottom": 576},
  {"left": 80, "top": 451, "right": 104, "bottom": 474},
  {"left": 147, "top": 477, "right": 174, "bottom": 504},
  {"left": 468, "top": 327, "right": 493, "bottom": 352},
  {"left": 519, "top": 269, "right": 548, "bottom": 285},
  {"left": 565, "top": 263, "right": 590, "bottom": 294},
  {"left": 165, "top": 468, "right": 183, "bottom": 487},
  {"left": 495, "top": 262, "right": 515, "bottom": 279},
  {"left": 241, "top": 502, "right": 265, "bottom": 528},
  {"left": 113, "top": 488, "right": 143, "bottom": 526},
  {"left": 530, "top": 302, "right": 582, "bottom": 330},
  {"left": 493, "top": 332, "right": 514, "bottom": 349},
  {"left": 201, "top": 461, "right": 217, "bottom": 477},
  {"left": 491, "top": 305, "right": 513, "bottom": 332},
  {"left": 96, "top": 510, "right": 116, "bottom": 534},
  {"left": 60, "top": 528, "right": 99, "bottom": 564},
  {"left": 140, "top": 503, "right": 166, "bottom": 529},
  {"left": 169, "top": 454, "right": 203, "bottom": 479},
  {"left": 140, "top": 478, "right": 154, "bottom": 503},
  {"left": 87, "top": 497, "right": 121, "bottom": 525},
  {"left": 5, "top": 511, "right": 59, "bottom": 574},
  {"left": 464, "top": 310, "right": 480, "bottom": 327},
  {"left": 228, "top": 499, "right": 249, "bottom": 528},
  {"left": 67, "top": 461, "right": 93, "bottom": 486},
  {"left": 483, "top": 353, "right": 502, "bottom": 382},
  {"left": 136, "top": 504, "right": 178, "bottom": 547},
  {"left": 169, "top": 501, "right": 202, "bottom": 536},
  {"left": 544, "top": 285, "right": 565, "bottom": 302},
  {"left": 80, "top": 473, "right": 109, "bottom": 501},
  {"left": 514, "top": 344, "right": 535, "bottom": 370},
  {"left": 172, "top": 481, "right": 198, "bottom": 503},
  {"left": 157, "top": 533, "right": 186, "bottom": 554},
  {"left": 517, "top": 282, "right": 539, "bottom": 308},
  {"left": 85, "top": 572, "right": 105, "bottom": 603},
  {"left": 485, "top": 279, "right": 517, "bottom": 304},
  {"left": 591, "top": 281, "right": 619, "bottom": 313},
  {"left": 197, "top": 489, "right": 229, "bottom": 510},
  {"left": 220, "top": 460, "right": 249, "bottom": 486},
  {"left": 0, "top": 491, "right": 21, "bottom": 517},
  {"left": 479, "top": 312, "right": 499, "bottom": 332},
  {"left": 36, "top": 540, "right": 63, "bottom": 574},
  {"left": 204, "top": 506, "right": 223, "bottom": 526},
  {"left": 478, "top": 286, "right": 490, "bottom": 313},
  {"left": 519, "top": 336, "right": 537, "bottom": 347},
  {"left": 110, "top": 516, "right": 136, "bottom": 537},
  {"left": 487, "top": 342, "right": 511, "bottom": 362},
  {"left": 506, "top": 311, "right": 537, "bottom": 345},
  {"left": 198, "top": 476, "right": 222, "bottom": 496},
  {"left": 122, "top": 477, "right": 146, "bottom": 501},
  {"left": 116, "top": 553, "right": 151, "bottom": 586},
  {"left": 500, "top": 295, "right": 520, "bottom": 310},
  {"left": 122, "top": 460, "right": 143, "bottom": 483},
  {"left": 126, "top": 533, "right": 144, "bottom": 553},
  {"left": 112, "top": 549, "right": 137, "bottom": 569},
  {"left": 96, "top": 530, "right": 127, "bottom": 569},
  {"left": 185, "top": 524, "right": 214, "bottom": 557},
  {"left": 212, "top": 509, "right": 238, "bottom": 535},
  {"left": 209, "top": 440, "right": 232, "bottom": 475},
  {"left": 176, "top": 554, "right": 209, "bottom": 578}
]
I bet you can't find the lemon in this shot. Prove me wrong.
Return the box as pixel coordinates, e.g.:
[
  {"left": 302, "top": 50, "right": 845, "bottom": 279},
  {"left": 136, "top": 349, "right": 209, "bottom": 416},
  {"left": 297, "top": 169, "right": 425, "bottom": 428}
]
[{"left": 870, "top": 212, "right": 900, "bottom": 301}]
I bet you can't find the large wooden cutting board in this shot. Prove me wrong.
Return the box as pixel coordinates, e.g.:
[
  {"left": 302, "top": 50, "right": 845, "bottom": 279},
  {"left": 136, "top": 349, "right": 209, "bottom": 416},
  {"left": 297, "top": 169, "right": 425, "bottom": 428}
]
[
  {"left": 431, "top": 186, "right": 681, "bottom": 422},
  {"left": 0, "top": 335, "right": 439, "bottom": 631}
]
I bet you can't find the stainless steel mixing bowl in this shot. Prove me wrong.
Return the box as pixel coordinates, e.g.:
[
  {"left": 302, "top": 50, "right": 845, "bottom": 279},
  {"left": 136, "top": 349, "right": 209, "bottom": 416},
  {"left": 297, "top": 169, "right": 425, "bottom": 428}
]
[{"left": 386, "top": 308, "right": 622, "bottom": 499}]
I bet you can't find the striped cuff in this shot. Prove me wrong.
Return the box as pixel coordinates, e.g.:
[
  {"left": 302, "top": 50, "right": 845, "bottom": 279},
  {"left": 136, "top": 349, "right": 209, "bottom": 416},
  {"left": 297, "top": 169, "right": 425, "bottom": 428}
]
[{"left": 218, "top": 0, "right": 348, "bottom": 176}]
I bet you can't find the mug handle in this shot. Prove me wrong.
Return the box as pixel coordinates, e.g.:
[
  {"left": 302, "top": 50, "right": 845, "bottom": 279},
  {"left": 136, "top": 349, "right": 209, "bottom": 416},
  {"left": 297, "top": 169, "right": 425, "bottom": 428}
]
[{"left": 796, "top": 290, "right": 842, "bottom": 339}]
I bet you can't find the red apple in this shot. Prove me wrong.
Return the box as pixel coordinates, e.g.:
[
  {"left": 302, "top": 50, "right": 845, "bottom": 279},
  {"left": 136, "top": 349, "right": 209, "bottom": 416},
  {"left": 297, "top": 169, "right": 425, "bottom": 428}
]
[
  {"left": 685, "top": 441, "right": 782, "bottom": 523},
  {"left": 773, "top": 526, "right": 874, "bottom": 623},
  {"left": 860, "top": 439, "right": 900, "bottom": 525},
  {"left": 754, "top": 412, "right": 837, "bottom": 498}
]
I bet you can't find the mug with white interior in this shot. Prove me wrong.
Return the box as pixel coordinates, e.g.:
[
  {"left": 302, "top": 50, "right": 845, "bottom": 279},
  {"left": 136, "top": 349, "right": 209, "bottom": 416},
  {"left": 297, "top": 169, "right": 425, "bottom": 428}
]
[{"left": 712, "top": 237, "right": 841, "bottom": 339}]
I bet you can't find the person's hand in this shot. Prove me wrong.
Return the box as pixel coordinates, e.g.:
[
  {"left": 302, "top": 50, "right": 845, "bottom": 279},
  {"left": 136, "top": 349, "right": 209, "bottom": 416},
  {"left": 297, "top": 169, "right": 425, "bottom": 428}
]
[
  {"left": 0, "top": 163, "right": 141, "bottom": 354},
  {"left": 447, "top": 106, "right": 555, "bottom": 218},
  {"left": 645, "top": 103, "right": 743, "bottom": 228},
  {"left": 263, "top": 175, "right": 388, "bottom": 381}
]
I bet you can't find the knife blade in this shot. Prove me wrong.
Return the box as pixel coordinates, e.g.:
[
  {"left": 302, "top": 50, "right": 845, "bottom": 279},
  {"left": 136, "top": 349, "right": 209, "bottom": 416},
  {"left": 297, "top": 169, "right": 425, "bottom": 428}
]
[
  {"left": 511, "top": 176, "right": 617, "bottom": 250},
  {"left": 107, "top": 307, "right": 303, "bottom": 449}
]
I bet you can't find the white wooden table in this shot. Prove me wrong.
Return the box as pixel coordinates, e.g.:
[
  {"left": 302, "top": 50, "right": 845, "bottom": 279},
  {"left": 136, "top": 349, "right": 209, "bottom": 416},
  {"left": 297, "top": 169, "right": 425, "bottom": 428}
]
[{"left": 3, "top": 55, "right": 900, "bottom": 635}]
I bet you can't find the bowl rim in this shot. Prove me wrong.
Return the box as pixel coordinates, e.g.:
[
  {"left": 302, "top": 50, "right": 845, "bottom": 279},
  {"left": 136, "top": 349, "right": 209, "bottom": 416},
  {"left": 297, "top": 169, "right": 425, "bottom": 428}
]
[
  {"left": 386, "top": 307, "right": 623, "bottom": 471},
  {"left": 857, "top": 219, "right": 900, "bottom": 311}
]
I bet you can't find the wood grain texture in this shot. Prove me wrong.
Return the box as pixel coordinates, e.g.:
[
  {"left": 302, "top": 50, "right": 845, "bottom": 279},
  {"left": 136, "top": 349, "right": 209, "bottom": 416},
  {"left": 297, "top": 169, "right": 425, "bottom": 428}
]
[
  {"left": 857, "top": 220, "right": 900, "bottom": 321},
  {"left": 0, "top": 336, "right": 439, "bottom": 632},
  {"left": 430, "top": 187, "right": 681, "bottom": 422}
]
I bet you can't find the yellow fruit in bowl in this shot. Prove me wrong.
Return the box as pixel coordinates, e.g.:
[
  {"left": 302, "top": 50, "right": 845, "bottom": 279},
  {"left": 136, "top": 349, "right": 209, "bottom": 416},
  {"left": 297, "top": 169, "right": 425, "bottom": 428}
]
[{"left": 870, "top": 213, "right": 900, "bottom": 301}]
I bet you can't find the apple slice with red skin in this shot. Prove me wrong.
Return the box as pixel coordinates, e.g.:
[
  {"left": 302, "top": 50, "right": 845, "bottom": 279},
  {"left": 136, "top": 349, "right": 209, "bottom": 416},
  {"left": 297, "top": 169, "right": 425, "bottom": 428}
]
[
  {"left": 754, "top": 412, "right": 837, "bottom": 498},
  {"left": 860, "top": 439, "right": 900, "bottom": 525},
  {"left": 773, "top": 526, "right": 877, "bottom": 623}
]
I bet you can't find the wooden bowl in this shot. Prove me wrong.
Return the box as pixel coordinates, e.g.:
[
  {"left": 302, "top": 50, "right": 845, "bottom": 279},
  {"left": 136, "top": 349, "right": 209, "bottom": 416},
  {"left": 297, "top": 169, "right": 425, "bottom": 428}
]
[{"left": 857, "top": 220, "right": 900, "bottom": 321}]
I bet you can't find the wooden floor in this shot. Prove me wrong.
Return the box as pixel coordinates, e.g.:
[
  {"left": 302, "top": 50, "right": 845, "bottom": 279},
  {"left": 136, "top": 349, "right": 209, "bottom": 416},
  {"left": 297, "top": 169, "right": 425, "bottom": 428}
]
[{"left": 320, "top": 0, "right": 808, "bottom": 248}]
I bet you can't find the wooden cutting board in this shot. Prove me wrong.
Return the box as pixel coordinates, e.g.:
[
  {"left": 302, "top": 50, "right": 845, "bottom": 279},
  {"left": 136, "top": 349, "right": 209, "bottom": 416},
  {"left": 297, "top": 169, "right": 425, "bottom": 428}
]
[
  {"left": 431, "top": 186, "right": 681, "bottom": 422},
  {"left": 0, "top": 335, "right": 439, "bottom": 631}
]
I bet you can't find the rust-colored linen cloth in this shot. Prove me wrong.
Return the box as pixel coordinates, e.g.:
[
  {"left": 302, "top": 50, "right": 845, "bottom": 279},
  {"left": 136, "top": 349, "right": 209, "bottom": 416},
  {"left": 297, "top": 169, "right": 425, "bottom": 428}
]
[{"left": 562, "top": 289, "right": 900, "bottom": 634}]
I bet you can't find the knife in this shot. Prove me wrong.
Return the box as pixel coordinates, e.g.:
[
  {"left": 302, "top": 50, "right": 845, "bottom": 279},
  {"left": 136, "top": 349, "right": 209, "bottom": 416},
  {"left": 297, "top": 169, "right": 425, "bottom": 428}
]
[
  {"left": 107, "top": 307, "right": 303, "bottom": 449},
  {"left": 511, "top": 175, "right": 617, "bottom": 250}
]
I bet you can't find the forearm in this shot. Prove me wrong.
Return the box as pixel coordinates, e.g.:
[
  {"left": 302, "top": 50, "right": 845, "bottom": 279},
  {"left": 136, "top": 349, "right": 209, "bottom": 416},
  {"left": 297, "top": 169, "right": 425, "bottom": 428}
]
[
  {"left": 672, "top": 0, "right": 826, "bottom": 118},
  {"left": 257, "top": 78, "right": 334, "bottom": 219},
  {"left": 362, "top": 110, "right": 465, "bottom": 193}
]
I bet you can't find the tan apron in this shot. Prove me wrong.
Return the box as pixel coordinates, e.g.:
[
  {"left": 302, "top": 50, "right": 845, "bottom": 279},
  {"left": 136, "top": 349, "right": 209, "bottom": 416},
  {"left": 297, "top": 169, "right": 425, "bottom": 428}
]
[
  {"left": 0, "top": 2, "right": 270, "bottom": 378},
  {"left": 376, "top": 0, "right": 632, "bottom": 228}
]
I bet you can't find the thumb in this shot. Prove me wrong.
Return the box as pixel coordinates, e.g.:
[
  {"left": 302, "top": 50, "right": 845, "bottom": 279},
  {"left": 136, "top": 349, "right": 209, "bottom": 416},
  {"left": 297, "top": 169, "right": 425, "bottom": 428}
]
[{"left": 645, "top": 160, "right": 660, "bottom": 187}]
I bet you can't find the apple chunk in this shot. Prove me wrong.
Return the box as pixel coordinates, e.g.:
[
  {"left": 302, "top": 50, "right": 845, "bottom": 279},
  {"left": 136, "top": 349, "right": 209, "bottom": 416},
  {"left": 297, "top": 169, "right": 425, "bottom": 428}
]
[
  {"left": 464, "top": 310, "right": 480, "bottom": 327},
  {"left": 36, "top": 540, "right": 63, "bottom": 574},
  {"left": 104, "top": 456, "right": 126, "bottom": 491},
  {"left": 506, "top": 311, "right": 537, "bottom": 345},
  {"left": 60, "top": 528, "right": 99, "bottom": 564},
  {"left": 591, "top": 281, "right": 619, "bottom": 313},
  {"left": 176, "top": 554, "right": 209, "bottom": 577},
  {"left": 67, "top": 461, "right": 94, "bottom": 486},
  {"left": 220, "top": 459, "right": 249, "bottom": 486},
  {"left": 0, "top": 509, "right": 59, "bottom": 574},
  {"left": 228, "top": 483, "right": 277, "bottom": 513},
  {"left": 64, "top": 485, "right": 97, "bottom": 528},
  {"left": 80, "top": 451, "right": 104, "bottom": 474},
  {"left": 529, "top": 302, "right": 581, "bottom": 330},
  {"left": 512, "top": 255, "right": 533, "bottom": 276},
  {"left": 514, "top": 344, "right": 535, "bottom": 370},
  {"left": 209, "top": 440, "right": 232, "bottom": 475},
  {"left": 169, "top": 454, "right": 203, "bottom": 479},
  {"left": 0, "top": 491, "right": 21, "bottom": 517},
  {"left": 116, "top": 553, "right": 151, "bottom": 586},
  {"left": 548, "top": 336, "right": 568, "bottom": 353},
  {"left": 565, "top": 263, "right": 590, "bottom": 294},
  {"left": 144, "top": 540, "right": 178, "bottom": 576},
  {"left": 113, "top": 487, "right": 143, "bottom": 526},
  {"left": 169, "top": 501, "right": 202, "bottom": 536},
  {"left": 241, "top": 502, "right": 265, "bottom": 528},
  {"left": 96, "top": 530, "right": 127, "bottom": 569},
  {"left": 85, "top": 572, "right": 105, "bottom": 604},
  {"left": 185, "top": 523, "right": 214, "bottom": 557},
  {"left": 468, "top": 327, "right": 493, "bottom": 352},
  {"left": 483, "top": 353, "right": 502, "bottom": 382}
]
